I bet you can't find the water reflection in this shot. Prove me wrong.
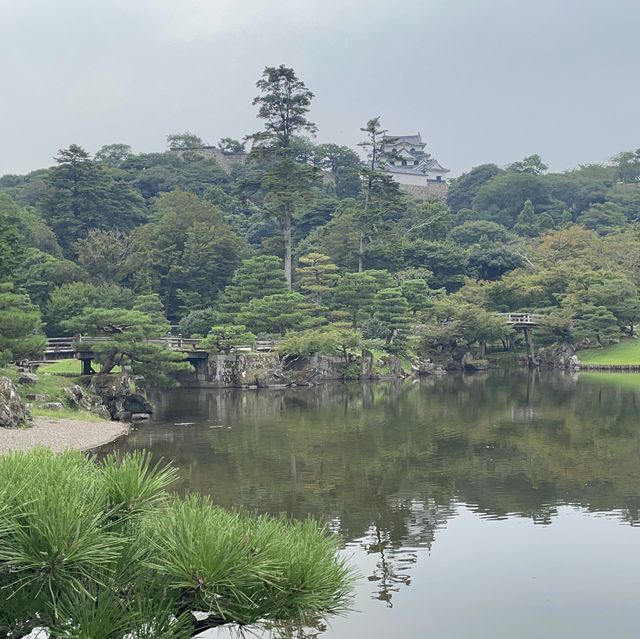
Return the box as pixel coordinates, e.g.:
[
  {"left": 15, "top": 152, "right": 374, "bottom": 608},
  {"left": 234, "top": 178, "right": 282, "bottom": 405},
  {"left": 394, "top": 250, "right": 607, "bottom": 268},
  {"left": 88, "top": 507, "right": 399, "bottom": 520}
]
[{"left": 102, "top": 371, "right": 640, "bottom": 634}]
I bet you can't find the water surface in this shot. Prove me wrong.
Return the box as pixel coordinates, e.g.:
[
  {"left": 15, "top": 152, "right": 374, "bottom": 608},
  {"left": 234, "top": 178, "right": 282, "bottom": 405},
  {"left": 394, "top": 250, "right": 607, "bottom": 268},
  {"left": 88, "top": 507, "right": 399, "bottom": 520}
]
[{"left": 105, "top": 371, "right": 640, "bottom": 638}]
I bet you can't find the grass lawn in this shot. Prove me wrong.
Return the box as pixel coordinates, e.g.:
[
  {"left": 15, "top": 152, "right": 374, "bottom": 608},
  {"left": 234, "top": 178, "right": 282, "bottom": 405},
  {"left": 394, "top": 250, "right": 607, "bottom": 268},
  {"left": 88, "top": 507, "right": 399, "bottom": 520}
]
[
  {"left": 0, "top": 364, "right": 106, "bottom": 421},
  {"left": 37, "top": 360, "right": 121, "bottom": 375},
  {"left": 578, "top": 339, "right": 640, "bottom": 365}
]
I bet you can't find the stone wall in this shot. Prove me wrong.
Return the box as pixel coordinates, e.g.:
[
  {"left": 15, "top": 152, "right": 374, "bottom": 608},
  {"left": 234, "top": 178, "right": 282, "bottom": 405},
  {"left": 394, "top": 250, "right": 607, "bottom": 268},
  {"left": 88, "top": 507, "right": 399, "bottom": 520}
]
[{"left": 399, "top": 181, "right": 448, "bottom": 202}]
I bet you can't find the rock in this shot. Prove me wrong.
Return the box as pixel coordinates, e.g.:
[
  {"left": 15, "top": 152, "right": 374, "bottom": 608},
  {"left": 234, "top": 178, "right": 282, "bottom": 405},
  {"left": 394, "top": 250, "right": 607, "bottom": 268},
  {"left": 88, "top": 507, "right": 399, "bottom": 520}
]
[
  {"left": 131, "top": 412, "right": 151, "bottom": 420},
  {"left": 63, "top": 385, "right": 111, "bottom": 420},
  {"left": 25, "top": 393, "right": 51, "bottom": 402},
  {"left": 39, "top": 402, "right": 64, "bottom": 411},
  {"left": 538, "top": 342, "right": 581, "bottom": 370},
  {"left": 462, "top": 352, "right": 489, "bottom": 371},
  {"left": 382, "top": 355, "right": 407, "bottom": 378},
  {"left": 412, "top": 358, "right": 447, "bottom": 376},
  {"left": 0, "top": 376, "right": 30, "bottom": 428},
  {"left": 18, "top": 372, "right": 38, "bottom": 385},
  {"left": 361, "top": 349, "right": 375, "bottom": 378},
  {"left": 90, "top": 374, "right": 153, "bottom": 421}
]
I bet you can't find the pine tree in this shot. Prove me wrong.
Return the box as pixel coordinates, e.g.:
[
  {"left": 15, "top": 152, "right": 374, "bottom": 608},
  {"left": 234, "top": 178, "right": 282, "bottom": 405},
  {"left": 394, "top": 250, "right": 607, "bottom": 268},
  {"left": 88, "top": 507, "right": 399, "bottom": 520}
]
[
  {"left": 331, "top": 272, "right": 379, "bottom": 328},
  {"left": 238, "top": 292, "right": 322, "bottom": 336},
  {"left": 249, "top": 65, "right": 319, "bottom": 289},
  {"left": 0, "top": 283, "right": 47, "bottom": 365},
  {"left": 401, "top": 279, "right": 430, "bottom": 316},
  {"left": 374, "top": 287, "right": 411, "bottom": 344},
  {"left": 297, "top": 252, "right": 339, "bottom": 303},
  {"left": 216, "top": 256, "right": 288, "bottom": 322}
]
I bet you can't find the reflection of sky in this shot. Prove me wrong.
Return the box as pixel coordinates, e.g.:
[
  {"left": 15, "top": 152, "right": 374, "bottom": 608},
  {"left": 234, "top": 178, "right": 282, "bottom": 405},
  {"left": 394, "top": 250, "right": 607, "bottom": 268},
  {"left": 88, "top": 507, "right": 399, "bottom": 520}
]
[{"left": 205, "top": 505, "right": 640, "bottom": 639}]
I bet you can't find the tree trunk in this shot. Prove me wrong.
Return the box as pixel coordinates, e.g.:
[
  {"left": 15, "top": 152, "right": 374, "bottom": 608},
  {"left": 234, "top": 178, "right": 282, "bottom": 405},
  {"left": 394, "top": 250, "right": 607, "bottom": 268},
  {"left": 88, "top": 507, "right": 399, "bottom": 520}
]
[
  {"left": 523, "top": 327, "right": 537, "bottom": 368},
  {"left": 284, "top": 210, "right": 293, "bottom": 290},
  {"left": 100, "top": 347, "right": 119, "bottom": 375},
  {"left": 358, "top": 231, "right": 364, "bottom": 273}
]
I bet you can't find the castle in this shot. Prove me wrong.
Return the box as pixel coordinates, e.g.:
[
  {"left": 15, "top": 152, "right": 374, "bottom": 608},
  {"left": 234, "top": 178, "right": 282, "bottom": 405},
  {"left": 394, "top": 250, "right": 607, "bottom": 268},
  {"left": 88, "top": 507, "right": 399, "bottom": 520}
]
[{"left": 380, "top": 133, "right": 449, "bottom": 185}]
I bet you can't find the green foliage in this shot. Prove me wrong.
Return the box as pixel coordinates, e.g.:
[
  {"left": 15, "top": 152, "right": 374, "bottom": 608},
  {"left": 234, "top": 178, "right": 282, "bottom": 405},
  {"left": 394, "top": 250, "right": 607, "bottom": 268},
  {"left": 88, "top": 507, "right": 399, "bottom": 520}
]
[
  {"left": 278, "top": 326, "right": 363, "bottom": 362},
  {"left": 46, "top": 281, "right": 134, "bottom": 335},
  {"left": 216, "top": 255, "right": 287, "bottom": 321},
  {"left": 573, "top": 305, "right": 620, "bottom": 347},
  {"left": 0, "top": 450, "right": 352, "bottom": 637},
  {"left": 447, "top": 163, "right": 502, "bottom": 213},
  {"left": 238, "top": 292, "right": 322, "bottom": 336},
  {"left": 374, "top": 287, "right": 411, "bottom": 344},
  {"left": 297, "top": 252, "right": 339, "bottom": 302},
  {"left": 331, "top": 271, "right": 379, "bottom": 327},
  {"left": 199, "top": 324, "right": 256, "bottom": 354},
  {"left": 0, "top": 283, "right": 46, "bottom": 364},
  {"left": 63, "top": 307, "right": 188, "bottom": 385},
  {"left": 167, "top": 132, "right": 203, "bottom": 149},
  {"left": 42, "top": 145, "right": 146, "bottom": 253},
  {"left": 74, "top": 228, "right": 129, "bottom": 282},
  {"left": 507, "top": 154, "right": 548, "bottom": 175},
  {"left": 124, "top": 191, "right": 247, "bottom": 314},
  {"left": 178, "top": 308, "right": 219, "bottom": 338}
]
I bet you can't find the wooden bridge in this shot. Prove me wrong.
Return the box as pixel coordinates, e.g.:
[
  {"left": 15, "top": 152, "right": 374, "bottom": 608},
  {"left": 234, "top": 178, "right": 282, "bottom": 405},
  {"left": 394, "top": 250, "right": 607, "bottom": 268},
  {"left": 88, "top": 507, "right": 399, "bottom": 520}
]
[
  {"left": 497, "top": 313, "right": 544, "bottom": 327},
  {"left": 43, "top": 336, "right": 278, "bottom": 372}
]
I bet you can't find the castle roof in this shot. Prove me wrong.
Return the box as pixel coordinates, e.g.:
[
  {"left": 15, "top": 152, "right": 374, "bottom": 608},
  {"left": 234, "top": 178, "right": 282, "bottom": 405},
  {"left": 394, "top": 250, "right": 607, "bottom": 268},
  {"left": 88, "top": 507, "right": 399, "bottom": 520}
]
[{"left": 387, "top": 133, "right": 423, "bottom": 145}]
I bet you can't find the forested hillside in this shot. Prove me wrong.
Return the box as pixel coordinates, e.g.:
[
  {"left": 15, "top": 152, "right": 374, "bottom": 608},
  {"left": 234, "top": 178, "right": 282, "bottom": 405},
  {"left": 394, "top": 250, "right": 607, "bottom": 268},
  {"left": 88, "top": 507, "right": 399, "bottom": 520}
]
[{"left": 2, "top": 65, "right": 640, "bottom": 369}]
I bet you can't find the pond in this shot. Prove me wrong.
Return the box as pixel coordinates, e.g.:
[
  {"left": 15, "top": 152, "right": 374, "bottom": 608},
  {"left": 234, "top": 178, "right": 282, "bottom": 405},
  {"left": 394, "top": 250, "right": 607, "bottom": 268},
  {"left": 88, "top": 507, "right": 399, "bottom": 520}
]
[{"left": 103, "top": 370, "right": 640, "bottom": 638}]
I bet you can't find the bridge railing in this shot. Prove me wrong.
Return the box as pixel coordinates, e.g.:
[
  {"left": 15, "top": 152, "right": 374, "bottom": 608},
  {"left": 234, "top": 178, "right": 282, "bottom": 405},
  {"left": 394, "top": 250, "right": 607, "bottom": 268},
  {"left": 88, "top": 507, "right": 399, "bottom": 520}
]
[
  {"left": 46, "top": 336, "right": 280, "bottom": 354},
  {"left": 497, "top": 313, "right": 544, "bottom": 325}
]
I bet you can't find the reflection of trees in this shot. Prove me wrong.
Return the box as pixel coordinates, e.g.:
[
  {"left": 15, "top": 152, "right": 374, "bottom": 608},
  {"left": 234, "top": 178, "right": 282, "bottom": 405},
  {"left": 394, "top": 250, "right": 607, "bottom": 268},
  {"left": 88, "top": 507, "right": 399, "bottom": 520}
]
[{"left": 103, "top": 372, "right": 640, "bottom": 603}]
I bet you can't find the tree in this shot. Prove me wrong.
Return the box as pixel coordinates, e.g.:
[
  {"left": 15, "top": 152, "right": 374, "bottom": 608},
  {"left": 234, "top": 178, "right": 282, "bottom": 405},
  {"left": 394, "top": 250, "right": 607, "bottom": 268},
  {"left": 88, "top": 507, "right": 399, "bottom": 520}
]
[
  {"left": 63, "top": 307, "right": 189, "bottom": 384},
  {"left": 611, "top": 148, "right": 640, "bottom": 183},
  {"left": 447, "top": 164, "right": 502, "bottom": 213},
  {"left": 356, "top": 117, "right": 404, "bottom": 271},
  {"left": 313, "top": 143, "right": 362, "bottom": 198},
  {"left": 41, "top": 145, "right": 146, "bottom": 252},
  {"left": 94, "top": 143, "right": 133, "bottom": 166},
  {"left": 74, "top": 228, "right": 129, "bottom": 283},
  {"left": 573, "top": 305, "right": 619, "bottom": 347},
  {"left": 238, "top": 292, "right": 322, "bottom": 336},
  {"left": 249, "top": 65, "right": 319, "bottom": 289},
  {"left": 167, "top": 132, "right": 204, "bottom": 149},
  {"left": 0, "top": 283, "right": 46, "bottom": 365},
  {"left": 0, "top": 449, "right": 352, "bottom": 638},
  {"left": 216, "top": 255, "right": 287, "bottom": 321},
  {"left": 331, "top": 272, "right": 379, "bottom": 328},
  {"left": 278, "top": 326, "right": 363, "bottom": 364},
  {"left": 374, "top": 288, "right": 411, "bottom": 344},
  {"left": 218, "top": 137, "right": 245, "bottom": 153},
  {"left": 577, "top": 202, "right": 627, "bottom": 234},
  {"left": 450, "top": 220, "right": 512, "bottom": 246},
  {"left": 0, "top": 194, "right": 28, "bottom": 281},
  {"left": 124, "top": 191, "right": 247, "bottom": 315},
  {"left": 45, "top": 281, "right": 134, "bottom": 336},
  {"left": 199, "top": 324, "right": 256, "bottom": 354},
  {"left": 178, "top": 308, "right": 219, "bottom": 338},
  {"left": 507, "top": 154, "right": 548, "bottom": 175},
  {"left": 297, "top": 252, "right": 339, "bottom": 303},
  {"left": 401, "top": 279, "right": 430, "bottom": 316}
]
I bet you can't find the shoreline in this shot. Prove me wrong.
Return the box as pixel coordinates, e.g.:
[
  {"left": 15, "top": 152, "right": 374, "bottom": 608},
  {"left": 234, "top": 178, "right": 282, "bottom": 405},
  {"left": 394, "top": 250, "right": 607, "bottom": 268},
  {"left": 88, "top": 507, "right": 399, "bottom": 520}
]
[{"left": 0, "top": 416, "right": 129, "bottom": 454}]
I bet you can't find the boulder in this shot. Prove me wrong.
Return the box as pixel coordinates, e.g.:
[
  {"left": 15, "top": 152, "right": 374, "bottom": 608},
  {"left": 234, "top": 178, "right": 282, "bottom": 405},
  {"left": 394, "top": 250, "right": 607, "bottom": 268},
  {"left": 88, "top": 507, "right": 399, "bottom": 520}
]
[
  {"left": 25, "top": 393, "right": 51, "bottom": 402},
  {"left": 90, "top": 374, "right": 153, "bottom": 421},
  {"left": 0, "top": 376, "right": 30, "bottom": 428},
  {"left": 538, "top": 342, "right": 581, "bottom": 370},
  {"left": 462, "top": 352, "right": 489, "bottom": 371},
  {"left": 64, "top": 385, "right": 111, "bottom": 420},
  {"left": 382, "top": 355, "right": 407, "bottom": 378},
  {"left": 18, "top": 372, "right": 38, "bottom": 385},
  {"left": 39, "top": 402, "right": 64, "bottom": 411},
  {"left": 411, "top": 358, "right": 447, "bottom": 376}
]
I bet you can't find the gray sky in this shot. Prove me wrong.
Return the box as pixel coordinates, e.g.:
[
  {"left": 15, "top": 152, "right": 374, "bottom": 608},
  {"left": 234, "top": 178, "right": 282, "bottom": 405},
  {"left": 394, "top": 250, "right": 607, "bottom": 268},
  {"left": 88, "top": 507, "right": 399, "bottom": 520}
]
[{"left": 1, "top": 0, "right": 639, "bottom": 177}]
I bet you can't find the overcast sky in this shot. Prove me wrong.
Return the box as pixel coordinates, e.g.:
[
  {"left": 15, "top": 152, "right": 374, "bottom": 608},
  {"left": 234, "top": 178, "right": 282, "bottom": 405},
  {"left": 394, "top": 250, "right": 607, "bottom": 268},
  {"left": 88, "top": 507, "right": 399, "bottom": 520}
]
[{"left": 1, "top": 0, "right": 639, "bottom": 177}]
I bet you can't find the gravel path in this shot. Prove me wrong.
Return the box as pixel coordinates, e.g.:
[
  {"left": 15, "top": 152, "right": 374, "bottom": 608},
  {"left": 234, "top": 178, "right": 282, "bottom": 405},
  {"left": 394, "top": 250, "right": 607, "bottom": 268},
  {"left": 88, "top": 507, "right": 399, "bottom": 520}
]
[{"left": 0, "top": 417, "right": 128, "bottom": 454}]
